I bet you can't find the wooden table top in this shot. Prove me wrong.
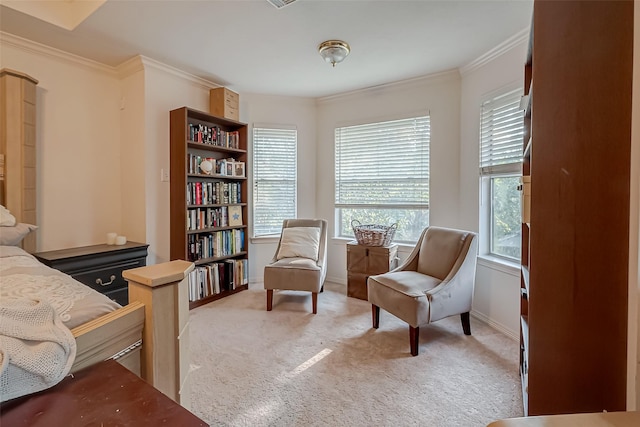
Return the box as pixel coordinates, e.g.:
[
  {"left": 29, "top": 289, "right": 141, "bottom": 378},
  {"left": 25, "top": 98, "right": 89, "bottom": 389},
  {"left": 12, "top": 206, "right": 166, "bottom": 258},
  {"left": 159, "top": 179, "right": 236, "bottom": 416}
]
[{"left": 0, "top": 359, "right": 208, "bottom": 427}]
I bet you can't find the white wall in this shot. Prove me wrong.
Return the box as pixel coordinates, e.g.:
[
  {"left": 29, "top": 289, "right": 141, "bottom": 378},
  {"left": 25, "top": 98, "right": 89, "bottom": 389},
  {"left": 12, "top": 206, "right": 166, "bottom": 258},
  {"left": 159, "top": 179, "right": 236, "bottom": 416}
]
[
  {"left": 458, "top": 34, "right": 528, "bottom": 338},
  {"left": 316, "top": 71, "right": 461, "bottom": 285},
  {"left": 118, "top": 58, "right": 146, "bottom": 247},
  {"left": 241, "top": 94, "right": 317, "bottom": 282},
  {"left": 1, "top": 33, "right": 123, "bottom": 251},
  {"left": 141, "top": 58, "right": 212, "bottom": 264}
]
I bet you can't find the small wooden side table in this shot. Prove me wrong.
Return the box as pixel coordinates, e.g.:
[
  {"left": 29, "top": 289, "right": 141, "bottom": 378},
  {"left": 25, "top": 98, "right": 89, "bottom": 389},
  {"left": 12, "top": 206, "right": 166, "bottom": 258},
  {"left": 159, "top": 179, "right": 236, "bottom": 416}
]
[
  {"left": 346, "top": 241, "right": 398, "bottom": 300},
  {"left": 0, "top": 359, "right": 208, "bottom": 427}
]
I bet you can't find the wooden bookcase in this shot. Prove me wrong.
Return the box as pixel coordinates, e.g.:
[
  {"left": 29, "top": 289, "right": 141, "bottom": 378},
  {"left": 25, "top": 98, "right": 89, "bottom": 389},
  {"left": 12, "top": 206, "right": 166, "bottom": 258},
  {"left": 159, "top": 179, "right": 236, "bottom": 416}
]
[
  {"left": 519, "top": 0, "right": 633, "bottom": 416},
  {"left": 170, "top": 106, "right": 249, "bottom": 310}
]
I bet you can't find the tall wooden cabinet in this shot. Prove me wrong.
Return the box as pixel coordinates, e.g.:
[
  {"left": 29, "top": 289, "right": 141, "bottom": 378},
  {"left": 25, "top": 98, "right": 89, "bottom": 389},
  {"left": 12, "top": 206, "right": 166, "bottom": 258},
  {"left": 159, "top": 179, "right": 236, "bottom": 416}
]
[
  {"left": 519, "top": 1, "right": 633, "bottom": 416},
  {"left": 170, "top": 107, "right": 249, "bottom": 309},
  {"left": 0, "top": 69, "right": 38, "bottom": 253}
]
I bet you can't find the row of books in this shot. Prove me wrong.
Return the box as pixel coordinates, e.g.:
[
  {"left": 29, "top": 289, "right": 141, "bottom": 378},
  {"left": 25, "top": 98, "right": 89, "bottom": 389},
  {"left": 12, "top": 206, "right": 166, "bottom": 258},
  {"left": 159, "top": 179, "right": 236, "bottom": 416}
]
[
  {"left": 188, "top": 123, "right": 240, "bottom": 149},
  {"left": 188, "top": 154, "right": 246, "bottom": 178},
  {"left": 187, "top": 206, "right": 243, "bottom": 231},
  {"left": 187, "top": 181, "right": 241, "bottom": 206},
  {"left": 188, "top": 259, "right": 249, "bottom": 302},
  {"left": 188, "top": 228, "right": 245, "bottom": 262}
]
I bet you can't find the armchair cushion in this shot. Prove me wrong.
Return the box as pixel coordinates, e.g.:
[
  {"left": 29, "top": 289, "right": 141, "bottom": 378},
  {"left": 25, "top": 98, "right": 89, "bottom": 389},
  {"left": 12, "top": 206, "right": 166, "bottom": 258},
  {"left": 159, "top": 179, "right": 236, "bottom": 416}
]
[
  {"left": 369, "top": 271, "right": 441, "bottom": 297},
  {"left": 368, "top": 271, "right": 441, "bottom": 327},
  {"left": 276, "top": 227, "right": 320, "bottom": 261},
  {"left": 267, "top": 257, "right": 319, "bottom": 270}
]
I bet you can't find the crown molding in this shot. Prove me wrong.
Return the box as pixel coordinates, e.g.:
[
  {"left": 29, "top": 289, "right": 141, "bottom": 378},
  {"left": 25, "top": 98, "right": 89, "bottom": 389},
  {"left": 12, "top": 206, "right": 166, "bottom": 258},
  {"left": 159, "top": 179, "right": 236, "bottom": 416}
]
[
  {"left": 459, "top": 28, "right": 529, "bottom": 76},
  {"left": 1, "top": 32, "right": 223, "bottom": 90},
  {"left": 0, "top": 31, "right": 116, "bottom": 76},
  {"left": 316, "top": 69, "right": 460, "bottom": 105},
  {"left": 116, "top": 55, "right": 145, "bottom": 79},
  {"left": 135, "top": 55, "right": 221, "bottom": 91}
]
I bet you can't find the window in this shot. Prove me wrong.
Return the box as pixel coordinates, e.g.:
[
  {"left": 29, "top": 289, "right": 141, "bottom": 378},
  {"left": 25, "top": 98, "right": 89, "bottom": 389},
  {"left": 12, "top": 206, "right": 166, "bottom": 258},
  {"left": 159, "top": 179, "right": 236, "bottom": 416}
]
[
  {"left": 335, "top": 115, "right": 430, "bottom": 243},
  {"left": 479, "top": 88, "right": 524, "bottom": 261},
  {"left": 252, "top": 126, "right": 297, "bottom": 237}
]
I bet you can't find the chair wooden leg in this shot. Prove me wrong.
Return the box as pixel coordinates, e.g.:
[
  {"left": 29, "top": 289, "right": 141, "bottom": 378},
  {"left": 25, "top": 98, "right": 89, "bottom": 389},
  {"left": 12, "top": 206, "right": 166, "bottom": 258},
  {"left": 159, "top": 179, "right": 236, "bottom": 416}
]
[
  {"left": 266, "top": 289, "right": 273, "bottom": 311},
  {"left": 312, "top": 292, "right": 318, "bottom": 314},
  {"left": 372, "top": 305, "right": 380, "bottom": 329},
  {"left": 410, "top": 326, "right": 419, "bottom": 356},
  {"left": 461, "top": 311, "right": 471, "bottom": 335}
]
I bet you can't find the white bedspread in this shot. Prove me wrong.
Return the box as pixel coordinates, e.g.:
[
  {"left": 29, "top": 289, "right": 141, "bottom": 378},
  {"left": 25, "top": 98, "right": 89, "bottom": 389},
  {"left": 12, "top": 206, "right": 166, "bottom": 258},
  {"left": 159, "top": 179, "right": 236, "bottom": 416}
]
[
  {"left": 0, "top": 245, "right": 120, "bottom": 329},
  {"left": 0, "top": 297, "right": 76, "bottom": 402}
]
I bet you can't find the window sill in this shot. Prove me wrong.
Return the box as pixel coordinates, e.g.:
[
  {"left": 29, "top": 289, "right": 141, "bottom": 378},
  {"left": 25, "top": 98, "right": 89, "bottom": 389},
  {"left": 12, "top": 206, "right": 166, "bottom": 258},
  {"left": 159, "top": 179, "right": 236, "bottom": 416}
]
[
  {"left": 250, "top": 236, "right": 280, "bottom": 244},
  {"left": 477, "top": 254, "right": 521, "bottom": 277},
  {"left": 331, "top": 237, "right": 416, "bottom": 252}
]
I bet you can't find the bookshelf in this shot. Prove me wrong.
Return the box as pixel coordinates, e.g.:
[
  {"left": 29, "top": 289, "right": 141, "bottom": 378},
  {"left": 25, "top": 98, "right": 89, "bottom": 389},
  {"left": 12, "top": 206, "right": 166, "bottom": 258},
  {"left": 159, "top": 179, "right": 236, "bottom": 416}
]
[
  {"left": 519, "top": 1, "right": 632, "bottom": 415},
  {"left": 170, "top": 107, "right": 249, "bottom": 310}
]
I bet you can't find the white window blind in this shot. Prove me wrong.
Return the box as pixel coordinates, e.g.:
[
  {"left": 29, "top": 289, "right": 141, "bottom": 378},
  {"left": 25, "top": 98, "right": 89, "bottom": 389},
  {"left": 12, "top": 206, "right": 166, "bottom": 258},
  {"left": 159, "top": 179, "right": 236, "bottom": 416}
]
[
  {"left": 480, "top": 88, "right": 524, "bottom": 175},
  {"left": 252, "top": 126, "right": 297, "bottom": 237},
  {"left": 334, "top": 116, "right": 430, "bottom": 242},
  {"left": 335, "top": 116, "right": 430, "bottom": 207}
]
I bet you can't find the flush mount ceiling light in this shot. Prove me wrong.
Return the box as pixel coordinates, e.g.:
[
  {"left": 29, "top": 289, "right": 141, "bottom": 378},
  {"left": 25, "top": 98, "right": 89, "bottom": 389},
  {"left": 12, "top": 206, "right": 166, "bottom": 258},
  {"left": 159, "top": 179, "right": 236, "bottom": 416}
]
[{"left": 318, "top": 40, "right": 351, "bottom": 67}]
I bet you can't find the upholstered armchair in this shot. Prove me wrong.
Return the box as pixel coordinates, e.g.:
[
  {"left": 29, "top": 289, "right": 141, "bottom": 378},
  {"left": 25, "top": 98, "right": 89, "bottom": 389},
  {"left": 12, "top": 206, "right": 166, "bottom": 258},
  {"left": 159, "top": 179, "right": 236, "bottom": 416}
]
[
  {"left": 264, "top": 219, "right": 328, "bottom": 314},
  {"left": 367, "top": 226, "right": 478, "bottom": 356}
]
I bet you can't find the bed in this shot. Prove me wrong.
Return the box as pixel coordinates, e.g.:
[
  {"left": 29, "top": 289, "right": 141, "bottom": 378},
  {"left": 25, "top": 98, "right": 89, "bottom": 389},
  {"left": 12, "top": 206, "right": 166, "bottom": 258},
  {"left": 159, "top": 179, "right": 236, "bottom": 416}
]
[
  {"left": 0, "top": 68, "right": 192, "bottom": 407},
  {"left": 0, "top": 243, "right": 145, "bottom": 399}
]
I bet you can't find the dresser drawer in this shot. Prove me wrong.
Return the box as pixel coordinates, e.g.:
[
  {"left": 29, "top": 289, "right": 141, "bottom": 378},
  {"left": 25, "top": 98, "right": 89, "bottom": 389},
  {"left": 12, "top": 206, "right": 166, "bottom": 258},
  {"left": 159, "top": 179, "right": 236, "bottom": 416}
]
[{"left": 73, "top": 260, "right": 144, "bottom": 293}]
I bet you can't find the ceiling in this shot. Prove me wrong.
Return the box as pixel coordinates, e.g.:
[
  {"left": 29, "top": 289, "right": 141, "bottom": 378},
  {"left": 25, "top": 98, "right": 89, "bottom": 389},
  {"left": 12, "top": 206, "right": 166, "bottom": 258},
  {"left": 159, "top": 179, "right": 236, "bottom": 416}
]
[{"left": 0, "top": 0, "right": 533, "bottom": 98}]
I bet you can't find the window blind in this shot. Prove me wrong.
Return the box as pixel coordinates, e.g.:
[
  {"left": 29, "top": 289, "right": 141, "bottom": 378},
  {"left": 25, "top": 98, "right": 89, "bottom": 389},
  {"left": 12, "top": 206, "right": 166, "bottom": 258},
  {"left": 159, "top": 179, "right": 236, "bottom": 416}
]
[
  {"left": 253, "top": 127, "right": 297, "bottom": 237},
  {"left": 480, "top": 88, "right": 524, "bottom": 175},
  {"left": 335, "top": 116, "right": 430, "bottom": 208}
]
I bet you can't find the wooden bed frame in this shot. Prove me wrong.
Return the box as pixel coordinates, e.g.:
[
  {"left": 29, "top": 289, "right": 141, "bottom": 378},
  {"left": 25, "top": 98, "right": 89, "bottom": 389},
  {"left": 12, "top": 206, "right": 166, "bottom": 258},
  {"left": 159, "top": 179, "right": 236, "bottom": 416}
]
[{"left": 0, "top": 68, "right": 193, "bottom": 407}]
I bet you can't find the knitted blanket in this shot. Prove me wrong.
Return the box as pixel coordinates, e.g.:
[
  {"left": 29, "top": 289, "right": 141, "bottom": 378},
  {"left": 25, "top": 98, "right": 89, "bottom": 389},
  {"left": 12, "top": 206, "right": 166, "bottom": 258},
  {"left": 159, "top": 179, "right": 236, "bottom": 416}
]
[{"left": 0, "top": 297, "right": 76, "bottom": 402}]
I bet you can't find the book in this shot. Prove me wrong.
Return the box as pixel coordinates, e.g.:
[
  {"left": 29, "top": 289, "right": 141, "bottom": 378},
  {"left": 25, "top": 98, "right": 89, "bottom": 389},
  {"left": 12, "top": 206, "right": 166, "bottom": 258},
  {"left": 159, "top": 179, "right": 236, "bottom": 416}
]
[{"left": 229, "top": 205, "right": 243, "bottom": 226}]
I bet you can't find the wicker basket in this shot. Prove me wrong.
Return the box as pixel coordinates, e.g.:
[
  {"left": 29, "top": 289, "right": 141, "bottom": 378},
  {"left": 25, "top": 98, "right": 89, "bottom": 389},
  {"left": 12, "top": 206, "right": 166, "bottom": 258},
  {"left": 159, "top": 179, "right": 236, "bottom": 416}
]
[{"left": 351, "top": 220, "right": 397, "bottom": 247}]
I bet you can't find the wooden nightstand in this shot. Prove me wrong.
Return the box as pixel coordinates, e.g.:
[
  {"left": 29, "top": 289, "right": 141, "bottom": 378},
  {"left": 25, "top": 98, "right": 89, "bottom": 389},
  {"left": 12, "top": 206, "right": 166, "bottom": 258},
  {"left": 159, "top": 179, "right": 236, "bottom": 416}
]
[
  {"left": 34, "top": 242, "right": 149, "bottom": 306},
  {"left": 346, "top": 242, "right": 398, "bottom": 300}
]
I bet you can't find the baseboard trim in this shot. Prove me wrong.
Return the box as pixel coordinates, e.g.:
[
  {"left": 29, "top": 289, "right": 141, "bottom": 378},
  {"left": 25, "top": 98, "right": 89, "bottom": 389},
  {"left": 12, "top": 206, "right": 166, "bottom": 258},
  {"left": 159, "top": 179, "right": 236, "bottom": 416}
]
[
  {"left": 471, "top": 310, "right": 518, "bottom": 341},
  {"left": 326, "top": 276, "right": 346, "bottom": 286}
]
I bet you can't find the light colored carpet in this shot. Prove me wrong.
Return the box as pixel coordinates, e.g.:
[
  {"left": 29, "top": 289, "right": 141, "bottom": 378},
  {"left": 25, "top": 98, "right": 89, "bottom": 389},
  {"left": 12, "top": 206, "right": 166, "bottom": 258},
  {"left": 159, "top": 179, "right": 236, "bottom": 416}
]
[{"left": 189, "top": 282, "right": 523, "bottom": 427}]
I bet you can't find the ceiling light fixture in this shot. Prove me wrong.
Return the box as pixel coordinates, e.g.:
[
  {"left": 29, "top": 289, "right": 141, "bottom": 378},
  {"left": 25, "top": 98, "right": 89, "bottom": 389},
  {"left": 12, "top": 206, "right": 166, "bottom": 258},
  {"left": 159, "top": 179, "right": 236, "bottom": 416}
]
[{"left": 318, "top": 40, "right": 351, "bottom": 67}]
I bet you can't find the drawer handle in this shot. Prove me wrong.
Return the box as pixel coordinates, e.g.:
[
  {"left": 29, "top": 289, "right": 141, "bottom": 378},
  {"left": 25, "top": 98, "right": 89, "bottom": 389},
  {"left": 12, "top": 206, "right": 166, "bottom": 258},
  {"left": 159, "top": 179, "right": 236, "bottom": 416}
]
[{"left": 96, "top": 275, "right": 116, "bottom": 286}]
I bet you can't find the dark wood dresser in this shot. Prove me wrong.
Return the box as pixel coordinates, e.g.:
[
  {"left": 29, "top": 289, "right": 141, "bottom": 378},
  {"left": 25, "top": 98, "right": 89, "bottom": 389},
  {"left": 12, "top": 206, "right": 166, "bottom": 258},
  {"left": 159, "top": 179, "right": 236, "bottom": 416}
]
[
  {"left": 346, "top": 241, "right": 398, "bottom": 300},
  {"left": 0, "top": 359, "right": 208, "bottom": 426},
  {"left": 34, "top": 242, "right": 149, "bottom": 306}
]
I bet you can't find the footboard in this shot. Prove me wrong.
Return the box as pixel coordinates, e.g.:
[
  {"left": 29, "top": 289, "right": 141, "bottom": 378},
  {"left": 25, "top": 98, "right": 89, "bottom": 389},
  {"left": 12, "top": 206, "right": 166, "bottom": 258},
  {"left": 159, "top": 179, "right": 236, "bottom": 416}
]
[{"left": 70, "top": 301, "right": 145, "bottom": 375}]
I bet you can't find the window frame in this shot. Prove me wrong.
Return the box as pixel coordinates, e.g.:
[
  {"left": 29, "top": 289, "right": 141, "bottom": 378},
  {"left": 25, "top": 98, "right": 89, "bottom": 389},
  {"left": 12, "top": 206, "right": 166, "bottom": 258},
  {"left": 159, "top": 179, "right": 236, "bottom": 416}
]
[
  {"left": 251, "top": 124, "right": 297, "bottom": 238},
  {"left": 479, "top": 85, "right": 524, "bottom": 263}
]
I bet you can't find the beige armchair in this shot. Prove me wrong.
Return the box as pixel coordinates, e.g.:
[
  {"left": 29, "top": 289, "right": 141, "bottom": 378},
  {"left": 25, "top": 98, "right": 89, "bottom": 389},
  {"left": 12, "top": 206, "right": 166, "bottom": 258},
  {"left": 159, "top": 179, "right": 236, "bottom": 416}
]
[
  {"left": 264, "top": 219, "right": 328, "bottom": 314},
  {"left": 367, "top": 226, "right": 478, "bottom": 356}
]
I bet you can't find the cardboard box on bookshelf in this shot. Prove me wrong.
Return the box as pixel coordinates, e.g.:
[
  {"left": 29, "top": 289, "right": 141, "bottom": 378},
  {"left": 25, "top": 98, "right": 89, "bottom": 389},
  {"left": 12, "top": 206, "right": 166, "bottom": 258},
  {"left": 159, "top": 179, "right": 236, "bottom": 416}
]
[{"left": 210, "top": 87, "right": 239, "bottom": 121}]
